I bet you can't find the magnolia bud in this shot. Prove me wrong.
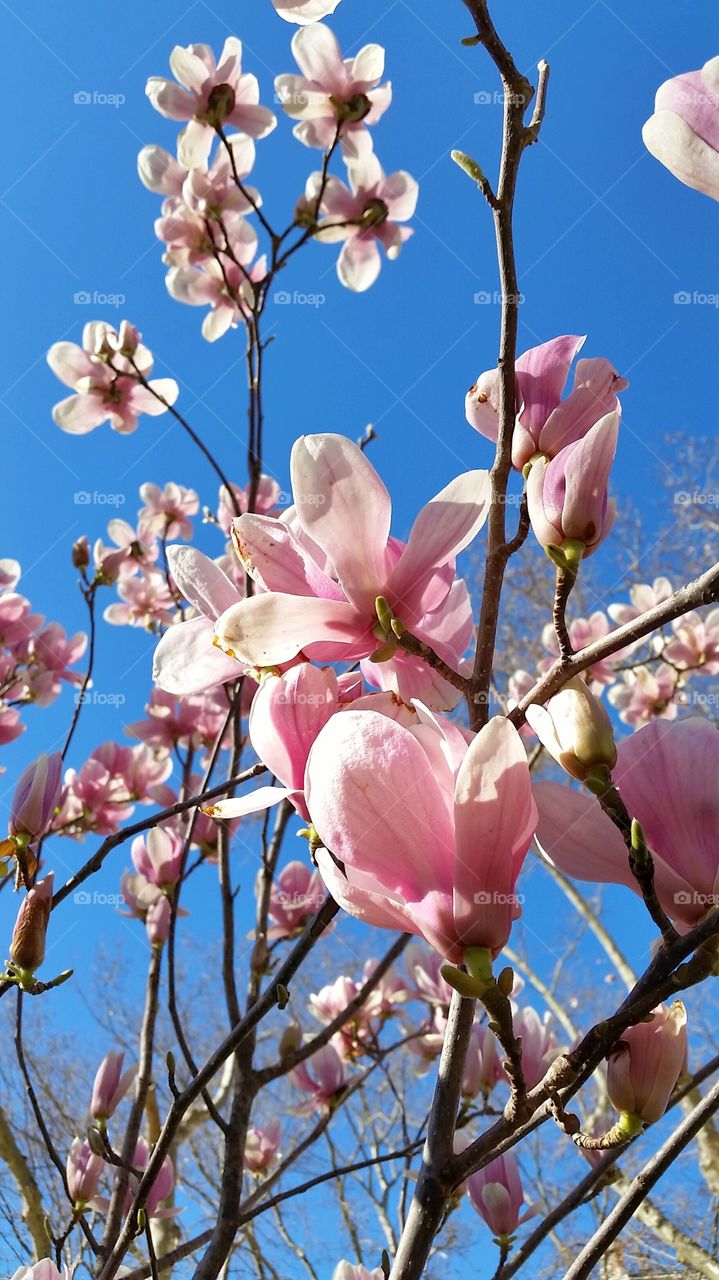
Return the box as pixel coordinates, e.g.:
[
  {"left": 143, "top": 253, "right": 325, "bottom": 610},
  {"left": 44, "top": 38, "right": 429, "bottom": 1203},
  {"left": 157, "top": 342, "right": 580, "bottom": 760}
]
[
  {"left": 72, "top": 536, "right": 90, "bottom": 571},
  {"left": 10, "top": 873, "right": 54, "bottom": 974},
  {"left": 10, "top": 754, "right": 63, "bottom": 842},
  {"left": 607, "top": 1002, "right": 687, "bottom": 1125},
  {"left": 525, "top": 677, "right": 616, "bottom": 781}
]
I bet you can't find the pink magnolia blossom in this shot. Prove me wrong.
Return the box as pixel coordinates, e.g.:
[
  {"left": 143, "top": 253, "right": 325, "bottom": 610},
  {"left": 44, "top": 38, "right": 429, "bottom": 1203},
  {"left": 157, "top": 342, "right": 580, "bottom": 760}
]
[
  {"left": 664, "top": 608, "right": 719, "bottom": 674},
  {"left": 290, "top": 1042, "right": 347, "bottom": 1113},
  {"left": 643, "top": 57, "right": 719, "bottom": 201},
  {"left": 607, "top": 577, "right": 673, "bottom": 628},
  {"left": 27, "top": 623, "right": 88, "bottom": 706},
  {"left": 462, "top": 1021, "right": 502, "bottom": 1098},
  {"left": 167, "top": 251, "right": 267, "bottom": 342},
  {"left": 104, "top": 569, "right": 175, "bottom": 630},
  {"left": 10, "top": 873, "right": 54, "bottom": 974},
  {"left": 273, "top": 0, "right": 342, "bottom": 23},
  {"left": 0, "top": 706, "right": 23, "bottom": 751},
  {"left": 309, "top": 973, "right": 375, "bottom": 1059},
  {"left": 275, "top": 25, "right": 391, "bottom": 158},
  {"left": 127, "top": 687, "right": 229, "bottom": 754},
  {"left": 146, "top": 894, "right": 172, "bottom": 946},
  {"left": 332, "top": 1265, "right": 384, "bottom": 1280},
  {"left": 181, "top": 134, "right": 260, "bottom": 219},
  {"left": 57, "top": 744, "right": 171, "bottom": 837},
  {"left": 11, "top": 1263, "right": 70, "bottom": 1280},
  {"left": 146, "top": 40, "right": 276, "bottom": 168},
  {"left": 244, "top": 1120, "right": 281, "bottom": 1173},
  {"left": 540, "top": 611, "right": 620, "bottom": 689},
  {"left": 138, "top": 143, "right": 186, "bottom": 196},
  {"left": 153, "top": 547, "right": 245, "bottom": 695},
  {"left": 535, "top": 716, "right": 719, "bottom": 930},
  {"left": 91, "top": 1050, "right": 137, "bottom": 1121},
  {"left": 214, "top": 433, "right": 489, "bottom": 710},
  {"left": 47, "top": 322, "right": 178, "bottom": 436},
  {"left": 0, "top": 593, "right": 44, "bottom": 650},
  {"left": 607, "top": 1003, "right": 687, "bottom": 1123},
  {"left": 406, "top": 1006, "right": 448, "bottom": 1071},
  {"left": 404, "top": 941, "right": 454, "bottom": 1007},
  {"left": 217, "top": 475, "right": 281, "bottom": 534},
  {"left": 305, "top": 710, "right": 537, "bottom": 963},
  {"left": 267, "top": 861, "right": 326, "bottom": 939},
  {"left": 466, "top": 335, "right": 627, "bottom": 471},
  {"left": 139, "top": 482, "right": 199, "bottom": 541},
  {"left": 308, "top": 154, "right": 418, "bottom": 291},
  {"left": 466, "top": 1151, "right": 534, "bottom": 1238},
  {"left": 66, "top": 1137, "right": 104, "bottom": 1206},
  {"left": 526, "top": 412, "right": 618, "bottom": 557},
  {"left": 158, "top": 202, "right": 258, "bottom": 270},
  {"left": 95, "top": 1139, "right": 177, "bottom": 1220},
  {"left": 508, "top": 1007, "right": 563, "bottom": 1090},
  {"left": 119, "top": 869, "right": 162, "bottom": 921},
  {"left": 10, "top": 752, "right": 63, "bottom": 840},
  {"left": 132, "top": 827, "right": 183, "bottom": 888},
  {"left": 607, "top": 662, "right": 678, "bottom": 728}
]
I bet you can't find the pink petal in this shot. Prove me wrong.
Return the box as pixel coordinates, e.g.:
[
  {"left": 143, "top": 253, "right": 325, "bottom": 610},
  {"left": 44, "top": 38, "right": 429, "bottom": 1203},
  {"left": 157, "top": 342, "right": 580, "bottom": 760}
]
[
  {"left": 337, "top": 235, "right": 381, "bottom": 292},
  {"left": 290, "top": 434, "right": 391, "bottom": 613},
  {"left": 47, "top": 341, "right": 95, "bottom": 388},
  {"left": 233, "top": 513, "right": 344, "bottom": 598},
  {"left": 167, "top": 546, "right": 240, "bottom": 620},
  {"left": 153, "top": 616, "right": 242, "bottom": 695},
  {"left": 516, "top": 336, "right": 585, "bottom": 434},
  {"left": 206, "top": 786, "right": 294, "bottom": 819},
  {"left": 146, "top": 78, "right": 196, "bottom": 121},
  {"left": 387, "top": 471, "right": 490, "bottom": 617},
  {"left": 52, "top": 392, "right": 106, "bottom": 435},
  {"left": 315, "top": 847, "right": 416, "bottom": 933},
  {"left": 215, "top": 593, "right": 367, "bottom": 667},
  {"left": 292, "top": 23, "right": 343, "bottom": 81}
]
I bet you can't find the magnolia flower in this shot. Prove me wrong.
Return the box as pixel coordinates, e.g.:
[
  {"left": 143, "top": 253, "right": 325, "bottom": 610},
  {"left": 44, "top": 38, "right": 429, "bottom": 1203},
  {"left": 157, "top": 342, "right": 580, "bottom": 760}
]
[
  {"left": 47, "top": 322, "right": 178, "bottom": 435},
  {"left": 132, "top": 827, "right": 183, "bottom": 888},
  {"left": 525, "top": 676, "right": 616, "bottom": 781},
  {"left": 307, "top": 153, "right": 418, "bottom": 290},
  {"left": 509, "top": 1007, "right": 563, "bottom": 1090},
  {"left": 607, "top": 662, "right": 678, "bottom": 729},
  {"left": 153, "top": 547, "right": 245, "bottom": 695},
  {"left": 273, "top": 0, "right": 342, "bottom": 23},
  {"left": 167, "top": 252, "right": 267, "bottom": 341},
  {"left": 462, "top": 1021, "right": 502, "bottom": 1098},
  {"left": 643, "top": 57, "right": 719, "bottom": 201},
  {"left": 290, "top": 1042, "right": 347, "bottom": 1113},
  {"left": 146, "top": 40, "right": 276, "bottom": 168},
  {"left": 216, "top": 475, "right": 281, "bottom": 534},
  {"left": 607, "top": 1003, "right": 687, "bottom": 1124},
  {"left": 664, "top": 608, "right": 719, "bottom": 674},
  {"left": 66, "top": 1137, "right": 104, "bottom": 1207},
  {"left": 10, "top": 873, "right": 54, "bottom": 974},
  {"left": 466, "top": 1152, "right": 534, "bottom": 1238},
  {"left": 535, "top": 717, "right": 719, "bottom": 930},
  {"left": 305, "top": 711, "right": 537, "bottom": 962},
  {"left": 244, "top": 1120, "right": 281, "bottom": 1173},
  {"left": 91, "top": 1050, "right": 137, "bottom": 1121},
  {"left": 146, "top": 895, "right": 172, "bottom": 946},
  {"left": 157, "top": 203, "right": 258, "bottom": 271},
  {"left": 138, "top": 482, "right": 199, "bottom": 541},
  {"left": 526, "top": 412, "right": 619, "bottom": 557},
  {"left": 404, "top": 941, "right": 454, "bottom": 1007},
  {"left": 214, "top": 433, "right": 489, "bottom": 710},
  {"left": 11, "top": 1263, "right": 70, "bottom": 1280},
  {"left": 275, "top": 25, "right": 391, "bottom": 158},
  {"left": 267, "top": 861, "right": 326, "bottom": 938},
  {"left": 10, "top": 752, "right": 63, "bottom": 841},
  {"left": 607, "top": 577, "right": 673, "bottom": 628},
  {"left": 466, "top": 334, "right": 627, "bottom": 471}
]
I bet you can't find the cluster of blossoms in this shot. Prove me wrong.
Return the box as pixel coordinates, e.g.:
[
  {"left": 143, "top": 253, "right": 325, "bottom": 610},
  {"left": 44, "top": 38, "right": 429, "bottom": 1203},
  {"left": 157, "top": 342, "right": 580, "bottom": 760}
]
[
  {"left": 47, "top": 322, "right": 178, "bottom": 436},
  {"left": 0, "top": 561, "right": 86, "bottom": 762}
]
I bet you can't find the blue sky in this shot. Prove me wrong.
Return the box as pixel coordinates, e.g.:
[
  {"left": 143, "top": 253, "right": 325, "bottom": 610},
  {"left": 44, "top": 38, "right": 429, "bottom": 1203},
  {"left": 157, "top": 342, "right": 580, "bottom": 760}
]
[{"left": 0, "top": 0, "right": 717, "bottom": 1273}]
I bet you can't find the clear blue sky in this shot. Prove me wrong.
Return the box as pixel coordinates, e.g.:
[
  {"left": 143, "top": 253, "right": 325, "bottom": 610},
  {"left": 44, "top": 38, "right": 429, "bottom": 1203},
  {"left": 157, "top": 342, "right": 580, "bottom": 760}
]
[{"left": 0, "top": 0, "right": 717, "bottom": 1273}]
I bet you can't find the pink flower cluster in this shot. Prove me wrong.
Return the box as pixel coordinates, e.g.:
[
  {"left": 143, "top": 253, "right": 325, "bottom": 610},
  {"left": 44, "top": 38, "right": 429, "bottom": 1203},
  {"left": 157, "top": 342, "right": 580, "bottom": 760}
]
[{"left": 47, "top": 322, "right": 178, "bottom": 436}]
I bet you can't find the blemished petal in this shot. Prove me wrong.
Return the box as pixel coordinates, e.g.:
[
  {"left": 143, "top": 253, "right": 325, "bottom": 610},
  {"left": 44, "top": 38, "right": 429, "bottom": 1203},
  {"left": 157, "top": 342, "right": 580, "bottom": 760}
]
[
  {"left": 166, "top": 545, "right": 240, "bottom": 619},
  {"left": 52, "top": 392, "right": 106, "bottom": 435},
  {"left": 153, "top": 616, "right": 242, "bottom": 695},
  {"left": 290, "top": 433, "right": 392, "bottom": 613},
  {"left": 47, "top": 341, "right": 95, "bottom": 388},
  {"left": 305, "top": 710, "right": 455, "bottom": 901},
  {"left": 337, "top": 235, "right": 382, "bottom": 292},
  {"left": 387, "top": 471, "right": 491, "bottom": 616},
  {"left": 145, "top": 78, "right": 196, "bottom": 121},
  {"left": 516, "top": 335, "right": 586, "bottom": 434},
  {"left": 642, "top": 109, "right": 719, "bottom": 201},
  {"left": 273, "top": 0, "right": 342, "bottom": 23},
  {"left": 205, "top": 786, "right": 295, "bottom": 819},
  {"left": 232, "top": 512, "right": 344, "bottom": 599},
  {"left": 292, "top": 23, "right": 343, "bottom": 81},
  {"left": 614, "top": 717, "right": 719, "bottom": 900},
  {"left": 351, "top": 42, "right": 386, "bottom": 86},
  {"left": 215, "top": 593, "right": 368, "bottom": 667},
  {"left": 453, "top": 717, "right": 537, "bottom": 951}
]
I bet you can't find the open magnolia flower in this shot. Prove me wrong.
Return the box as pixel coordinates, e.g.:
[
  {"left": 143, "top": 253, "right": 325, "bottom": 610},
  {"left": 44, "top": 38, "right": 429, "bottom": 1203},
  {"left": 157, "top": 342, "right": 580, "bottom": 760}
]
[
  {"left": 214, "top": 433, "right": 489, "bottom": 709},
  {"left": 535, "top": 717, "right": 719, "bottom": 930},
  {"left": 304, "top": 711, "right": 537, "bottom": 962},
  {"left": 47, "top": 322, "right": 178, "bottom": 436}
]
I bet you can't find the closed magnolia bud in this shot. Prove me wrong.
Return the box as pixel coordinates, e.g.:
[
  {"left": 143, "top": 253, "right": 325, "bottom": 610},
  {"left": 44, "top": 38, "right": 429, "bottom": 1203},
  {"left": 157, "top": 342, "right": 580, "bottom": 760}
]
[
  {"left": 72, "top": 536, "right": 91, "bottom": 571},
  {"left": 90, "top": 1050, "right": 136, "bottom": 1122},
  {"left": 10, "top": 754, "right": 63, "bottom": 842},
  {"left": 525, "top": 677, "right": 616, "bottom": 781},
  {"left": 607, "top": 1002, "right": 687, "bottom": 1124},
  {"left": 278, "top": 1020, "right": 303, "bottom": 1059},
  {"left": 146, "top": 894, "right": 171, "bottom": 947},
  {"left": 10, "top": 873, "right": 54, "bottom": 974},
  {"left": 66, "top": 1136, "right": 103, "bottom": 1206}
]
